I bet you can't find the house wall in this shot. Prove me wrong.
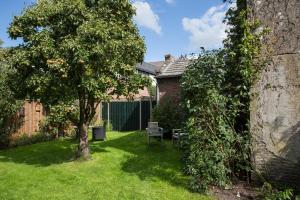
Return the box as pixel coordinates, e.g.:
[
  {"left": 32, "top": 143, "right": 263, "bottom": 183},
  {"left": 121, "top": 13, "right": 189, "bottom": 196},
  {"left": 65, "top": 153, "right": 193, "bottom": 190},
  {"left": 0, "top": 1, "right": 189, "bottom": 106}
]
[{"left": 157, "top": 77, "right": 181, "bottom": 104}]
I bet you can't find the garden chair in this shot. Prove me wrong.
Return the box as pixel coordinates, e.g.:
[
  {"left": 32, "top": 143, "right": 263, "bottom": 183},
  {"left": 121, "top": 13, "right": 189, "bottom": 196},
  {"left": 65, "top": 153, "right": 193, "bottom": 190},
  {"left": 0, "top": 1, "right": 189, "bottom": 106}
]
[
  {"left": 146, "top": 122, "right": 164, "bottom": 145},
  {"left": 172, "top": 129, "right": 187, "bottom": 147}
]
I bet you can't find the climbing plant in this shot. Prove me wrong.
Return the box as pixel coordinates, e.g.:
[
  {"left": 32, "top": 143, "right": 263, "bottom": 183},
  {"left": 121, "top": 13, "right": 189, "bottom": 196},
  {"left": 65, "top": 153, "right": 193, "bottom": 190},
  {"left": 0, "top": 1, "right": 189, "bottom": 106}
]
[{"left": 181, "top": 0, "right": 270, "bottom": 192}]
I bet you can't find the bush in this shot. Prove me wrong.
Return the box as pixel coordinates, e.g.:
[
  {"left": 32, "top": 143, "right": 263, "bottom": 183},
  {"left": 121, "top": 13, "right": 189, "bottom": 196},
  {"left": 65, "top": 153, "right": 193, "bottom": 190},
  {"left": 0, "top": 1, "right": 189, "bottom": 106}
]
[
  {"left": 44, "top": 102, "right": 79, "bottom": 137},
  {"left": 104, "top": 120, "right": 113, "bottom": 131},
  {"left": 260, "top": 182, "right": 293, "bottom": 200},
  {"left": 180, "top": 0, "right": 270, "bottom": 192},
  {"left": 152, "top": 97, "right": 185, "bottom": 135},
  {"left": 181, "top": 49, "right": 242, "bottom": 191},
  {"left": 9, "top": 131, "right": 56, "bottom": 147},
  {"left": 93, "top": 119, "right": 113, "bottom": 131}
]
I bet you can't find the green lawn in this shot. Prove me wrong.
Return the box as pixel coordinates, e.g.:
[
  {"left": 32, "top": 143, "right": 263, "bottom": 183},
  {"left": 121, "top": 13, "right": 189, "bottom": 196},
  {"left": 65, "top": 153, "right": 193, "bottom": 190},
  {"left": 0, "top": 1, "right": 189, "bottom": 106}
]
[{"left": 0, "top": 131, "right": 212, "bottom": 200}]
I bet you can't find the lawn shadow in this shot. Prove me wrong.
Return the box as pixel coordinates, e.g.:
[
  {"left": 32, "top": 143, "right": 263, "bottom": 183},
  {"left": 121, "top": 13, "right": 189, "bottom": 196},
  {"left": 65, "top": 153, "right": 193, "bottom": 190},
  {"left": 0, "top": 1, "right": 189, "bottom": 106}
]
[
  {"left": 0, "top": 138, "right": 107, "bottom": 166},
  {"left": 90, "top": 131, "right": 190, "bottom": 190},
  {"left": 0, "top": 131, "right": 190, "bottom": 191}
]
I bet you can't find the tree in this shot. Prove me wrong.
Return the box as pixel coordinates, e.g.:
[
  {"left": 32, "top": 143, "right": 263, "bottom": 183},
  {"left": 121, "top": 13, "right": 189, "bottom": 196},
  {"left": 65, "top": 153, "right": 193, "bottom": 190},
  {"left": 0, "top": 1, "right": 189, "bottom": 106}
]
[
  {"left": 8, "top": 0, "right": 150, "bottom": 159},
  {"left": 0, "top": 41, "right": 23, "bottom": 148}
]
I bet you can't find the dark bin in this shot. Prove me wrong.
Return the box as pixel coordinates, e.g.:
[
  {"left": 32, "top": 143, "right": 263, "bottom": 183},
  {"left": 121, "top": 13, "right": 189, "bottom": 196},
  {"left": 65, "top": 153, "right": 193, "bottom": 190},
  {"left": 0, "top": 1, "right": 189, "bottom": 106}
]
[{"left": 92, "top": 126, "right": 106, "bottom": 141}]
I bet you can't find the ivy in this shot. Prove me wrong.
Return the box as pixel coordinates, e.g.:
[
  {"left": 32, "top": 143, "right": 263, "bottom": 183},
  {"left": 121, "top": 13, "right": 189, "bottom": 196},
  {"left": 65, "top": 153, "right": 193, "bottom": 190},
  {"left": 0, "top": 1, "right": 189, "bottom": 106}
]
[{"left": 181, "top": 0, "right": 269, "bottom": 192}]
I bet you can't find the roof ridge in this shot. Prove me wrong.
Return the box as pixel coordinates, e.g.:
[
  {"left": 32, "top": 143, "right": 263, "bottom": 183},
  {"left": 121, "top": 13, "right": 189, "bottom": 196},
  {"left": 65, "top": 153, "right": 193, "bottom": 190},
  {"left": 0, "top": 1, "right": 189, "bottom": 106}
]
[
  {"left": 155, "top": 58, "right": 190, "bottom": 79},
  {"left": 160, "top": 60, "right": 175, "bottom": 74},
  {"left": 144, "top": 61, "right": 157, "bottom": 67}
]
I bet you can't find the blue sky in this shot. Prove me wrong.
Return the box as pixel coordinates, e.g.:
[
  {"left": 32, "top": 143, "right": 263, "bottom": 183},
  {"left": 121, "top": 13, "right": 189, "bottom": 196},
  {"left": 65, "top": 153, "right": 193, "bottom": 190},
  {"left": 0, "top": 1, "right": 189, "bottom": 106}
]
[{"left": 0, "top": 0, "right": 228, "bottom": 61}]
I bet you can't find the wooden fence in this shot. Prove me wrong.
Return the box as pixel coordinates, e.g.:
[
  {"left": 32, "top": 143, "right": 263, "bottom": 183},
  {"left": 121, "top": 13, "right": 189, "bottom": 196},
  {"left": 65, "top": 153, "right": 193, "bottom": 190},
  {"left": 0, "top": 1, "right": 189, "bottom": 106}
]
[{"left": 18, "top": 101, "right": 46, "bottom": 134}]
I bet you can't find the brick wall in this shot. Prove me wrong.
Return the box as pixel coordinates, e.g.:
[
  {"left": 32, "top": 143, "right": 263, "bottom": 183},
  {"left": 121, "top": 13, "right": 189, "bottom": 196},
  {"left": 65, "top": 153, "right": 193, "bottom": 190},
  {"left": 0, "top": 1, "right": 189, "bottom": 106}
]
[{"left": 157, "top": 77, "right": 181, "bottom": 103}]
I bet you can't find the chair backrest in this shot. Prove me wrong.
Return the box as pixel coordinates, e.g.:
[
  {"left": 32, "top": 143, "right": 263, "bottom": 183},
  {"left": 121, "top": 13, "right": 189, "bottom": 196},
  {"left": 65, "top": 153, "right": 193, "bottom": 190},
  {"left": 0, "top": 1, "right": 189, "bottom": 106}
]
[
  {"left": 172, "top": 129, "right": 181, "bottom": 134},
  {"left": 148, "top": 122, "right": 158, "bottom": 129}
]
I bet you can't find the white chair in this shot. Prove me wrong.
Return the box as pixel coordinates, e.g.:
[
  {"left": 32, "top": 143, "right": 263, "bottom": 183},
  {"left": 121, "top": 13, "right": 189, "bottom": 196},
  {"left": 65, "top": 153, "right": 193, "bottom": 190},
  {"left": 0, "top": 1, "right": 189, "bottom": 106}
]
[
  {"left": 146, "top": 122, "right": 163, "bottom": 145},
  {"left": 172, "top": 129, "right": 187, "bottom": 147}
]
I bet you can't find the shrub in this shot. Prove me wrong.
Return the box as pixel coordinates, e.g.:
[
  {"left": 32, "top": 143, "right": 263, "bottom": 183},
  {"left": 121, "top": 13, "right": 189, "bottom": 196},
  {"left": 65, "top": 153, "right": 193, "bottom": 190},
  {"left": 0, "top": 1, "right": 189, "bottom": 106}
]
[
  {"left": 181, "top": 49, "right": 241, "bottom": 191},
  {"left": 104, "top": 120, "right": 113, "bottom": 131},
  {"left": 260, "top": 182, "right": 293, "bottom": 200},
  {"left": 180, "top": 0, "right": 270, "bottom": 191},
  {"left": 94, "top": 119, "right": 113, "bottom": 131},
  {"left": 9, "top": 131, "right": 56, "bottom": 147},
  {"left": 44, "top": 102, "right": 79, "bottom": 137},
  {"left": 152, "top": 97, "right": 185, "bottom": 134}
]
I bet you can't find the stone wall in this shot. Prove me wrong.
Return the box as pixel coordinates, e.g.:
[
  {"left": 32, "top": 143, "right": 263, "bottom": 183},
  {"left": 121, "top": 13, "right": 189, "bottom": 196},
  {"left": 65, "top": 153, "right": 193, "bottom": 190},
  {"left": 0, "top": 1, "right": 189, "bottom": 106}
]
[{"left": 249, "top": 0, "right": 300, "bottom": 188}]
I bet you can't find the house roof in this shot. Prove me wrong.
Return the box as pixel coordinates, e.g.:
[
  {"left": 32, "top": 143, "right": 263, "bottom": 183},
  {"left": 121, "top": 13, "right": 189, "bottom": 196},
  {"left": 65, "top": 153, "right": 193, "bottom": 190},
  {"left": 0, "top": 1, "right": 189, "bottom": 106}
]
[
  {"left": 136, "top": 62, "right": 160, "bottom": 75},
  {"left": 149, "top": 61, "right": 167, "bottom": 74},
  {"left": 155, "top": 59, "right": 190, "bottom": 78},
  {"left": 149, "top": 61, "right": 165, "bottom": 68}
]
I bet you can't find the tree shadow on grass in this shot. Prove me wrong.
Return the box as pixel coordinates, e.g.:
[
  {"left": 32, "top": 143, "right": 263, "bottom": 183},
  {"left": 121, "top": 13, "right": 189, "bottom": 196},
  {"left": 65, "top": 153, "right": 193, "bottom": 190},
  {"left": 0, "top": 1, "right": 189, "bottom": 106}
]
[
  {"left": 0, "top": 131, "right": 190, "bottom": 190},
  {"left": 0, "top": 139, "right": 108, "bottom": 166},
  {"left": 90, "top": 131, "right": 190, "bottom": 190}
]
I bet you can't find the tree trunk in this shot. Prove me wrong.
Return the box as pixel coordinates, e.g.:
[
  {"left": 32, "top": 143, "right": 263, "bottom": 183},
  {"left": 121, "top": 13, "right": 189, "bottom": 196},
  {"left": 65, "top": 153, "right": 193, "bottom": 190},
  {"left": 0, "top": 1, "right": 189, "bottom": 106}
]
[
  {"left": 76, "top": 94, "right": 90, "bottom": 160},
  {"left": 77, "top": 121, "right": 90, "bottom": 160}
]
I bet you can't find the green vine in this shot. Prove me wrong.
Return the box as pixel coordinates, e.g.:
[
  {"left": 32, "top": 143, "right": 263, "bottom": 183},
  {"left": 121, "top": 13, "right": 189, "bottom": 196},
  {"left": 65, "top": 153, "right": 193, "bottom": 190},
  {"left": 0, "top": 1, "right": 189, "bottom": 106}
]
[{"left": 181, "top": 0, "right": 270, "bottom": 192}]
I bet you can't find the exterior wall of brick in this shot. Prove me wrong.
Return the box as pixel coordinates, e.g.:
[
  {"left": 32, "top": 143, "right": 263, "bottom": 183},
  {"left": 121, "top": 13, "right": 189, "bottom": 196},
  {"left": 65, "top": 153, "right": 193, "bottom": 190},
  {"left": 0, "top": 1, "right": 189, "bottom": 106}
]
[{"left": 157, "top": 77, "right": 181, "bottom": 103}]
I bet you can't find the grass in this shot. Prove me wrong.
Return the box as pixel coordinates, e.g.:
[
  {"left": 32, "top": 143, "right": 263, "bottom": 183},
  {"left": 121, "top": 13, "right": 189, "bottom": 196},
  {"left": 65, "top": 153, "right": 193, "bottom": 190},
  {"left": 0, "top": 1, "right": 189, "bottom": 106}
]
[{"left": 0, "top": 131, "right": 212, "bottom": 200}]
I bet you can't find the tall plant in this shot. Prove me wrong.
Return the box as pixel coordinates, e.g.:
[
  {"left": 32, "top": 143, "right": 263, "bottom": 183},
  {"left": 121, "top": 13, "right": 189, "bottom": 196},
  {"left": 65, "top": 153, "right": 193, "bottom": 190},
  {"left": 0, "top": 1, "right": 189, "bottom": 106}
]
[
  {"left": 181, "top": 0, "right": 269, "bottom": 191},
  {"left": 181, "top": 50, "right": 236, "bottom": 191}
]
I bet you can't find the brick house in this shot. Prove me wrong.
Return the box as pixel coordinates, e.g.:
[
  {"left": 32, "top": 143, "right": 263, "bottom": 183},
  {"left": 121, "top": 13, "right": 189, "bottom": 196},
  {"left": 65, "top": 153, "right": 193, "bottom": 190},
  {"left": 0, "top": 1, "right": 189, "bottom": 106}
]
[{"left": 155, "top": 55, "right": 190, "bottom": 104}]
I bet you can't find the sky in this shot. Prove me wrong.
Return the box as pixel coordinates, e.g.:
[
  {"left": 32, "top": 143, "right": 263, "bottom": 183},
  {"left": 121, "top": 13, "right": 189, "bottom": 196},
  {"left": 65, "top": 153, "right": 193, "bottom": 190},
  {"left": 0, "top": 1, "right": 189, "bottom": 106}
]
[{"left": 0, "top": 0, "right": 229, "bottom": 62}]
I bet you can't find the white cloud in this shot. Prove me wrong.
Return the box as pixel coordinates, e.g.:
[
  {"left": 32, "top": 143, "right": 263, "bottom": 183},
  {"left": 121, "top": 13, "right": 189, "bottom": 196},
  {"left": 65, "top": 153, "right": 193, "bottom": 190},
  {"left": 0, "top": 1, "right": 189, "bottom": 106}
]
[
  {"left": 133, "top": 1, "right": 162, "bottom": 35},
  {"left": 165, "top": 0, "right": 174, "bottom": 4},
  {"left": 182, "top": 4, "right": 228, "bottom": 50}
]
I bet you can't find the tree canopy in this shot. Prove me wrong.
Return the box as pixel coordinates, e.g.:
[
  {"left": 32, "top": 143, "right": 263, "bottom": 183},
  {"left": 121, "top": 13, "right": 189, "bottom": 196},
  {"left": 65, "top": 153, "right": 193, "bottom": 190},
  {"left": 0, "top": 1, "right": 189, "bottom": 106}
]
[
  {"left": 8, "top": 0, "right": 150, "bottom": 159},
  {"left": 0, "top": 42, "right": 23, "bottom": 148}
]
